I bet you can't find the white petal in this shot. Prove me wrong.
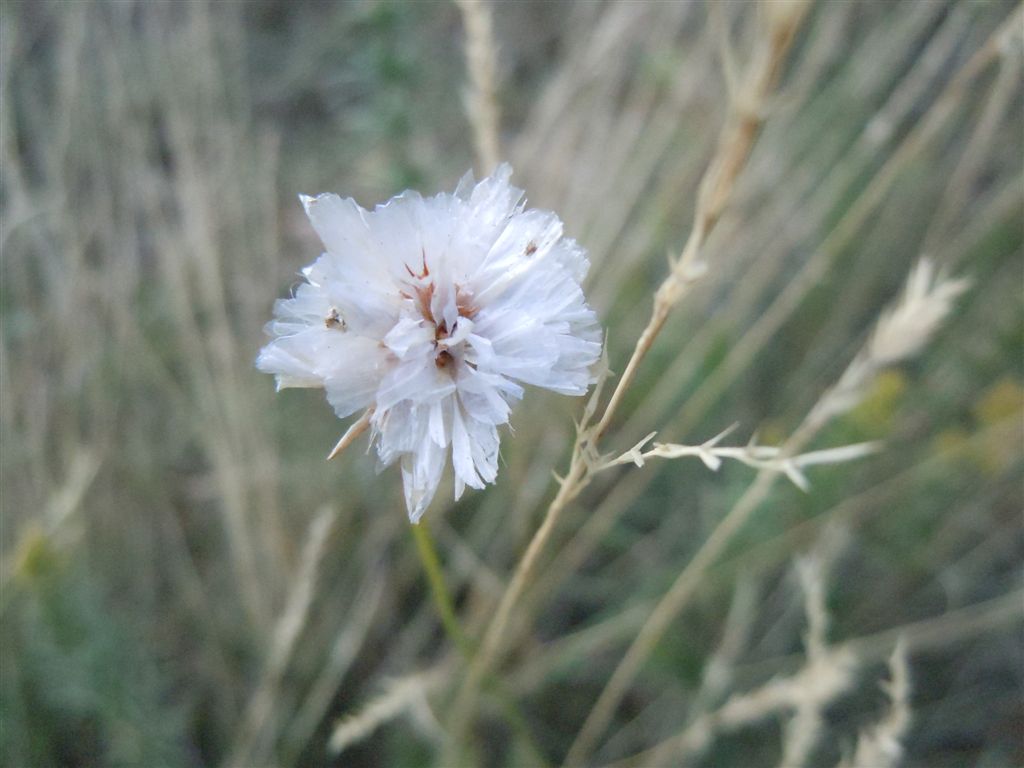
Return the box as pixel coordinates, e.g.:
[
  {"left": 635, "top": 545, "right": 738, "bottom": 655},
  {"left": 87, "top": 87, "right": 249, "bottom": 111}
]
[
  {"left": 466, "top": 417, "right": 499, "bottom": 484},
  {"left": 374, "top": 402, "right": 421, "bottom": 467},
  {"left": 428, "top": 400, "right": 448, "bottom": 447},
  {"left": 255, "top": 336, "right": 322, "bottom": 389},
  {"left": 382, "top": 316, "right": 431, "bottom": 359},
  {"left": 320, "top": 335, "right": 390, "bottom": 418},
  {"left": 451, "top": 403, "right": 484, "bottom": 491},
  {"left": 469, "top": 208, "right": 564, "bottom": 303},
  {"left": 455, "top": 366, "right": 518, "bottom": 425},
  {"left": 376, "top": 356, "right": 456, "bottom": 413},
  {"left": 367, "top": 191, "right": 460, "bottom": 284},
  {"left": 257, "top": 327, "right": 387, "bottom": 404},
  {"left": 299, "top": 193, "right": 382, "bottom": 272},
  {"left": 303, "top": 252, "right": 400, "bottom": 336},
  {"left": 402, "top": 435, "right": 446, "bottom": 523},
  {"left": 463, "top": 163, "right": 522, "bottom": 226}
]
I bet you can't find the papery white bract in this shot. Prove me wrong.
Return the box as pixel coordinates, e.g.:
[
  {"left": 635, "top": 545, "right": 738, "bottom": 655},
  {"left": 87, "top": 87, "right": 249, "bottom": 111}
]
[{"left": 257, "top": 164, "right": 602, "bottom": 522}]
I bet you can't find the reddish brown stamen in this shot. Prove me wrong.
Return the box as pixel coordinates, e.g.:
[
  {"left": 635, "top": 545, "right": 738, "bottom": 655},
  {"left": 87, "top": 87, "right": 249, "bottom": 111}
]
[
  {"left": 455, "top": 284, "right": 478, "bottom": 319},
  {"left": 410, "top": 282, "right": 435, "bottom": 323},
  {"left": 404, "top": 250, "right": 431, "bottom": 281}
]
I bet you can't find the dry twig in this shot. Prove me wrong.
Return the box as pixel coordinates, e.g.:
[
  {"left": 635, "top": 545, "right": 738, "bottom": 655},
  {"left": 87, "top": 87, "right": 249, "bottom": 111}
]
[
  {"left": 446, "top": 6, "right": 812, "bottom": 757},
  {"left": 455, "top": 0, "right": 501, "bottom": 174},
  {"left": 567, "top": 258, "right": 968, "bottom": 764}
]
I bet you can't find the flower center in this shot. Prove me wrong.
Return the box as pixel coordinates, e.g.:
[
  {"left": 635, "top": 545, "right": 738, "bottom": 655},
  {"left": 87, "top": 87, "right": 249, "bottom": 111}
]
[{"left": 398, "top": 254, "right": 478, "bottom": 369}]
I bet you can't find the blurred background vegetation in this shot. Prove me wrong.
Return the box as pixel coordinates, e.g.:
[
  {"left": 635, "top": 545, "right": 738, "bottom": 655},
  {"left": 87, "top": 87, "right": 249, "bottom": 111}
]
[{"left": 1, "top": 1, "right": 1021, "bottom": 766}]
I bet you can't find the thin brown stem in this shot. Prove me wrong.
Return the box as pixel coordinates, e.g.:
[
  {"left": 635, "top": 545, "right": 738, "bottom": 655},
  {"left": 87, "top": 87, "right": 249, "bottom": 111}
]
[
  {"left": 593, "top": 0, "right": 810, "bottom": 442},
  {"left": 565, "top": 255, "right": 968, "bottom": 764},
  {"left": 446, "top": 1, "right": 812, "bottom": 760}
]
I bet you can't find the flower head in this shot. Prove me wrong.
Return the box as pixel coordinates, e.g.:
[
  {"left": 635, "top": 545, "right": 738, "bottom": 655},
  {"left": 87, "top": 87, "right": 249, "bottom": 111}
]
[{"left": 258, "top": 165, "right": 602, "bottom": 521}]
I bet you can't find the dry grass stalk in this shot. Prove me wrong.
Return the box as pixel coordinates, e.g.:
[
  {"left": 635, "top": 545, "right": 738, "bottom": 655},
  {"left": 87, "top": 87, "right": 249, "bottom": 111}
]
[
  {"left": 566, "top": 256, "right": 968, "bottom": 765},
  {"left": 441, "top": 350, "right": 611, "bottom": 760},
  {"left": 806, "top": 260, "right": 970, "bottom": 430},
  {"left": 328, "top": 668, "right": 447, "bottom": 755},
  {"left": 281, "top": 566, "right": 389, "bottom": 765},
  {"left": 227, "top": 506, "right": 335, "bottom": 767},
  {"left": 648, "top": 556, "right": 849, "bottom": 768},
  {"left": 779, "top": 556, "right": 837, "bottom": 768},
  {"left": 604, "top": 547, "right": 858, "bottom": 767},
  {"left": 840, "top": 641, "right": 912, "bottom": 768},
  {"left": 600, "top": 590, "right": 1020, "bottom": 768},
  {"left": 686, "top": 648, "right": 856, "bottom": 758},
  {"left": 614, "top": 2, "right": 956, "bottom": 442},
  {"left": 447, "top": 5, "right": 811, "bottom": 756},
  {"left": 641, "top": 574, "right": 759, "bottom": 767},
  {"left": 591, "top": 0, "right": 812, "bottom": 443},
  {"left": 534, "top": 400, "right": 1018, "bottom": 676},
  {"left": 686, "top": 573, "right": 758, "bottom": 712},
  {"left": 599, "top": 424, "right": 881, "bottom": 492},
  {"left": 670, "top": 6, "right": 1019, "bottom": 438},
  {"left": 455, "top": 0, "right": 501, "bottom": 174},
  {"left": 920, "top": 31, "right": 1023, "bottom": 260}
]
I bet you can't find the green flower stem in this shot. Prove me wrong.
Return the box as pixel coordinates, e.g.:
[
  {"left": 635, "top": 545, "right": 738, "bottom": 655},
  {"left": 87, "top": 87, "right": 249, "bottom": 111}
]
[
  {"left": 411, "top": 520, "right": 473, "bottom": 658},
  {"left": 410, "top": 521, "right": 549, "bottom": 767}
]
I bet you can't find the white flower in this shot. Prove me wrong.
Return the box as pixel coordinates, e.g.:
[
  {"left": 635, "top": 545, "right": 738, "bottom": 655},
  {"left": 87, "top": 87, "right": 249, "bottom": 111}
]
[{"left": 258, "top": 164, "right": 602, "bottom": 522}]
